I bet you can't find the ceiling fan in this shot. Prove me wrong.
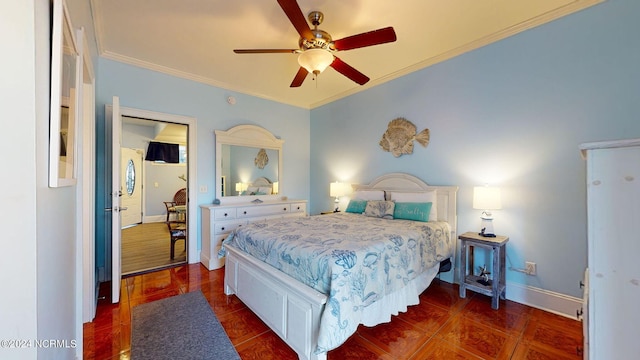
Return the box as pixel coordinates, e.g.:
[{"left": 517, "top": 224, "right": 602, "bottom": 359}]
[{"left": 233, "top": 0, "right": 397, "bottom": 87}]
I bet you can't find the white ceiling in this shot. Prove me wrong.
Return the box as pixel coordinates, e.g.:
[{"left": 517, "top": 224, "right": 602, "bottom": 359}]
[
  {"left": 92, "top": 0, "right": 602, "bottom": 109},
  {"left": 123, "top": 116, "right": 187, "bottom": 144}
]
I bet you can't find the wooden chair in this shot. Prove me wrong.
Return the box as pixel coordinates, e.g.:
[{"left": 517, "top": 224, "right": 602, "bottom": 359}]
[
  {"left": 163, "top": 188, "right": 187, "bottom": 222},
  {"left": 166, "top": 221, "right": 186, "bottom": 259}
]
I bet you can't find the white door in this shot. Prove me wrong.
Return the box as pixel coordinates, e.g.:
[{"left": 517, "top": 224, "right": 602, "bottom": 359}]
[
  {"left": 585, "top": 143, "right": 640, "bottom": 359},
  {"left": 121, "top": 148, "right": 143, "bottom": 227},
  {"left": 111, "top": 96, "right": 122, "bottom": 303}
]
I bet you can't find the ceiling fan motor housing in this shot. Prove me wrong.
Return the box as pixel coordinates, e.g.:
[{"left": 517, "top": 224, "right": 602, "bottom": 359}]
[
  {"left": 298, "top": 12, "right": 333, "bottom": 51},
  {"left": 299, "top": 29, "right": 333, "bottom": 50}
]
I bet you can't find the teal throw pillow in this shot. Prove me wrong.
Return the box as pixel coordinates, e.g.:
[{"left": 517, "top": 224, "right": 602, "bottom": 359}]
[
  {"left": 393, "top": 202, "right": 432, "bottom": 222},
  {"left": 345, "top": 200, "right": 367, "bottom": 213}
]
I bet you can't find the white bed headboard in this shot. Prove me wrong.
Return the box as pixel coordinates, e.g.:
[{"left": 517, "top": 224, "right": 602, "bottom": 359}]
[
  {"left": 352, "top": 172, "right": 458, "bottom": 236},
  {"left": 251, "top": 177, "right": 272, "bottom": 188},
  {"left": 246, "top": 177, "right": 273, "bottom": 195}
]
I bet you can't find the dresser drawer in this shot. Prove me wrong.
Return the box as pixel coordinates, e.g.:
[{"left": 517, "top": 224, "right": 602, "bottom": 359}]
[
  {"left": 289, "top": 202, "right": 306, "bottom": 214},
  {"left": 214, "top": 221, "right": 244, "bottom": 234},
  {"left": 214, "top": 208, "right": 236, "bottom": 220},
  {"left": 213, "top": 234, "right": 230, "bottom": 248},
  {"left": 237, "top": 204, "right": 290, "bottom": 218}
]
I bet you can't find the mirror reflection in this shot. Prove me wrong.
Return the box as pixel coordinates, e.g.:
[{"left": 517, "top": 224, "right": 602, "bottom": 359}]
[
  {"left": 58, "top": 29, "right": 77, "bottom": 180},
  {"left": 220, "top": 145, "right": 279, "bottom": 196},
  {"left": 215, "top": 125, "right": 284, "bottom": 201},
  {"left": 49, "top": 0, "right": 79, "bottom": 187}
]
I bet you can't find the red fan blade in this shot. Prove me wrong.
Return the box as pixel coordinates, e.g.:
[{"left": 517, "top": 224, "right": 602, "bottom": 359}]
[
  {"left": 277, "top": 0, "right": 313, "bottom": 40},
  {"left": 290, "top": 67, "right": 309, "bottom": 87},
  {"left": 330, "top": 56, "right": 369, "bottom": 85},
  {"left": 333, "top": 27, "right": 397, "bottom": 51},
  {"left": 234, "top": 49, "right": 298, "bottom": 54}
]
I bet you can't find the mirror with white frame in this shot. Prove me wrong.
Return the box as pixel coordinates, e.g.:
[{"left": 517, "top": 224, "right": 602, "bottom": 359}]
[
  {"left": 49, "top": 0, "right": 79, "bottom": 187},
  {"left": 215, "top": 125, "right": 283, "bottom": 203}
]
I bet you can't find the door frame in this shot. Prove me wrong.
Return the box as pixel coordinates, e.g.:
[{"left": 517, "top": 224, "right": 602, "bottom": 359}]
[
  {"left": 106, "top": 104, "right": 198, "bottom": 301},
  {"left": 116, "top": 105, "right": 198, "bottom": 263}
]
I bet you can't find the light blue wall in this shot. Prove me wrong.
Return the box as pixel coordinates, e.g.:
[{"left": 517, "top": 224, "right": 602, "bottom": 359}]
[
  {"left": 95, "top": 59, "right": 310, "bottom": 276},
  {"left": 310, "top": 0, "right": 640, "bottom": 297}
]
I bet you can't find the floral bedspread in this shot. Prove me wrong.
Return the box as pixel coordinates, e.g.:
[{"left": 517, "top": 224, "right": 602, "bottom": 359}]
[{"left": 220, "top": 212, "right": 452, "bottom": 353}]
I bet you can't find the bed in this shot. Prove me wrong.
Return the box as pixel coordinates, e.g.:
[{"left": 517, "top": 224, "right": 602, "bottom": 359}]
[
  {"left": 221, "top": 173, "right": 458, "bottom": 360},
  {"left": 240, "top": 177, "right": 274, "bottom": 195}
]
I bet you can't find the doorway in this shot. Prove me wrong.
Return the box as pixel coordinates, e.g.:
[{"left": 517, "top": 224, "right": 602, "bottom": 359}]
[{"left": 120, "top": 116, "right": 189, "bottom": 275}]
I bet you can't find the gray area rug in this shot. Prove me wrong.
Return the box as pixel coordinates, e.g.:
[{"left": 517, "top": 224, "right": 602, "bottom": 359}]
[{"left": 131, "top": 291, "right": 241, "bottom": 360}]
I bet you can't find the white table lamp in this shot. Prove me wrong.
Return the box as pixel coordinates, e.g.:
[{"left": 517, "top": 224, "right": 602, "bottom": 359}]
[
  {"left": 235, "top": 182, "right": 247, "bottom": 195},
  {"left": 330, "top": 182, "right": 349, "bottom": 212},
  {"left": 473, "top": 186, "right": 502, "bottom": 237}
]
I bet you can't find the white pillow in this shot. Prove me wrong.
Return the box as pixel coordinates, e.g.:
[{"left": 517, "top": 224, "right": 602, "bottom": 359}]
[
  {"left": 258, "top": 186, "right": 272, "bottom": 194},
  {"left": 389, "top": 191, "right": 437, "bottom": 221},
  {"left": 352, "top": 190, "right": 385, "bottom": 201},
  {"left": 246, "top": 186, "right": 260, "bottom": 194}
]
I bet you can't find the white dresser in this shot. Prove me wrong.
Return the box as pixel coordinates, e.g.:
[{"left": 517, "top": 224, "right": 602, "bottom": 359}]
[
  {"left": 200, "top": 199, "right": 307, "bottom": 270},
  {"left": 580, "top": 138, "right": 640, "bottom": 360}
]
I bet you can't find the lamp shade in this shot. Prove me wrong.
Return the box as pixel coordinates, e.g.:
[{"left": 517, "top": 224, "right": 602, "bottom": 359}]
[
  {"left": 330, "top": 182, "right": 349, "bottom": 197},
  {"left": 298, "top": 49, "right": 334, "bottom": 74},
  {"left": 473, "top": 186, "right": 502, "bottom": 210},
  {"left": 272, "top": 181, "right": 279, "bottom": 194},
  {"left": 235, "top": 182, "right": 247, "bottom": 192}
]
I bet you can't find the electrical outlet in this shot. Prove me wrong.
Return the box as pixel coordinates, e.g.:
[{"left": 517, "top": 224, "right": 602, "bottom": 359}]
[{"left": 525, "top": 261, "right": 537, "bottom": 275}]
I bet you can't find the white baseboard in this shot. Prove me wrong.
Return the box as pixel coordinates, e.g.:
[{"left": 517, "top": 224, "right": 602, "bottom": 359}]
[
  {"left": 443, "top": 268, "right": 581, "bottom": 320},
  {"left": 144, "top": 215, "right": 166, "bottom": 223},
  {"left": 200, "top": 251, "right": 224, "bottom": 270},
  {"left": 506, "top": 282, "right": 582, "bottom": 320}
]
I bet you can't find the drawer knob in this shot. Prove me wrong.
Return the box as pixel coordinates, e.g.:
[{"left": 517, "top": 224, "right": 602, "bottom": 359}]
[
  {"left": 221, "top": 227, "right": 225, "bottom": 231},
  {"left": 283, "top": 207, "right": 287, "bottom": 211},
  {"left": 243, "top": 211, "right": 247, "bottom": 215},
  {"left": 224, "top": 213, "right": 228, "bottom": 217}
]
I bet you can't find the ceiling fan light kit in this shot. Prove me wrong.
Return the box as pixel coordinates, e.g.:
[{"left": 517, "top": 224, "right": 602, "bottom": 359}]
[
  {"left": 297, "top": 48, "right": 333, "bottom": 75},
  {"left": 233, "top": 0, "right": 397, "bottom": 88}
]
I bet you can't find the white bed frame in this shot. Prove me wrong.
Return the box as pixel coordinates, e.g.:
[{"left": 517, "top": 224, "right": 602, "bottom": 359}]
[
  {"left": 250, "top": 176, "right": 272, "bottom": 188},
  {"left": 224, "top": 173, "right": 458, "bottom": 360}
]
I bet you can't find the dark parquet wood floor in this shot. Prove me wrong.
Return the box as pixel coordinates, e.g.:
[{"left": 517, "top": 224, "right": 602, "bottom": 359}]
[{"left": 83, "top": 263, "right": 583, "bottom": 359}]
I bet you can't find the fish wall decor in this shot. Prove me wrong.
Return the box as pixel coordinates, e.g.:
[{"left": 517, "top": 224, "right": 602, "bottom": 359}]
[{"left": 379, "top": 118, "right": 430, "bottom": 157}]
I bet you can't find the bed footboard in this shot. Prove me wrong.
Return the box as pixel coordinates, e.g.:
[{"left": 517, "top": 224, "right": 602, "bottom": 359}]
[{"left": 224, "top": 245, "right": 328, "bottom": 360}]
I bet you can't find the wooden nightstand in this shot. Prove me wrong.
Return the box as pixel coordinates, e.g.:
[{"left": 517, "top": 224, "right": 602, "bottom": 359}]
[{"left": 458, "top": 231, "right": 509, "bottom": 309}]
